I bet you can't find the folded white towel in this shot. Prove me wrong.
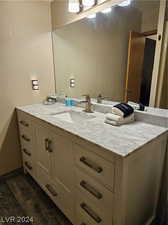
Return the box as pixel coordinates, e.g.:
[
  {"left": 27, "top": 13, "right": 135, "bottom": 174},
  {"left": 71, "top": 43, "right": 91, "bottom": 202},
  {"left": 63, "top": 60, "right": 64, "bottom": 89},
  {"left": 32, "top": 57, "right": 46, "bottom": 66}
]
[
  {"left": 105, "top": 113, "right": 123, "bottom": 122},
  {"left": 112, "top": 107, "right": 124, "bottom": 117},
  {"left": 105, "top": 113, "right": 135, "bottom": 126},
  {"left": 105, "top": 113, "right": 134, "bottom": 122}
]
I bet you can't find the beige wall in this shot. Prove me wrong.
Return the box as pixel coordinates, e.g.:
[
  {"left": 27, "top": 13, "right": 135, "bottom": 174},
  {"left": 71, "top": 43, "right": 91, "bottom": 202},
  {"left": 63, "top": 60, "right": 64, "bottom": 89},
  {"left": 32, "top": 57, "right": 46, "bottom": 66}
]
[
  {"left": 0, "top": 1, "right": 55, "bottom": 175},
  {"left": 53, "top": 7, "right": 141, "bottom": 100},
  {"left": 51, "top": 0, "right": 77, "bottom": 29},
  {"left": 140, "top": 1, "right": 160, "bottom": 32}
]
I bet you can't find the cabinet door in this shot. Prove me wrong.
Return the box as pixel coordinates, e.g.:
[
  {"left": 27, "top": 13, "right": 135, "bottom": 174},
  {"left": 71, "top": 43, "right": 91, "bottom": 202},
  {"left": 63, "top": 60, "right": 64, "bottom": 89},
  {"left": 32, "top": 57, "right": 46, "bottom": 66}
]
[
  {"left": 50, "top": 134, "right": 75, "bottom": 222},
  {"left": 51, "top": 134, "right": 74, "bottom": 192},
  {"left": 36, "top": 126, "right": 52, "bottom": 184}
]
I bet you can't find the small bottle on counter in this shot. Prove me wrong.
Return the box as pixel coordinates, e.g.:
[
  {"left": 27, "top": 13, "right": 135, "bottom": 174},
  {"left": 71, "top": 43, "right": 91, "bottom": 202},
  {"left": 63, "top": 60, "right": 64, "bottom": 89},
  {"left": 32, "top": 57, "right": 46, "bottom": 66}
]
[
  {"left": 65, "top": 96, "right": 76, "bottom": 106},
  {"left": 65, "top": 96, "right": 70, "bottom": 106}
]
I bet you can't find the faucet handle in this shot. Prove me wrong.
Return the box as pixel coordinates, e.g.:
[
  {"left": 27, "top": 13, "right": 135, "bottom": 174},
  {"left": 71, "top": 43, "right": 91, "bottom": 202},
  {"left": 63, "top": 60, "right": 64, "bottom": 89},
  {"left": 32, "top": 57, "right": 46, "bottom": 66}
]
[
  {"left": 97, "top": 94, "right": 104, "bottom": 103},
  {"left": 82, "top": 94, "right": 90, "bottom": 101}
]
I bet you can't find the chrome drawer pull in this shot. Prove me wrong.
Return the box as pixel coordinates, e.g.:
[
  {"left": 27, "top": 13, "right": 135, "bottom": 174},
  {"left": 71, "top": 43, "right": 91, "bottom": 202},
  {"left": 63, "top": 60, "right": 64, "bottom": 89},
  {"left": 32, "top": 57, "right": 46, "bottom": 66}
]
[
  {"left": 80, "top": 203, "right": 102, "bottom": 223},
  {"left": 23, "top": 148, "right": 31, "bottom": 156},
  {"left": 45, "top": 184, "right": 57, "bottom": 197},
  {"left": 80, "top": 180, "right": 102, "bottom": 200},
  {"left": 20, "top": 120, "right": 29, "bottom": 127},
  {"left": 80, "top": 157, "right": 103, "bottom": 173},
  {"left": 21, "top": 135, "right": 30, "bottom": 142},
  {"left": 25, "top": 162, "right": 32, "bottom": 170},
  {"left": 45, "top": 139, "right": 53, "bottom": 153}
]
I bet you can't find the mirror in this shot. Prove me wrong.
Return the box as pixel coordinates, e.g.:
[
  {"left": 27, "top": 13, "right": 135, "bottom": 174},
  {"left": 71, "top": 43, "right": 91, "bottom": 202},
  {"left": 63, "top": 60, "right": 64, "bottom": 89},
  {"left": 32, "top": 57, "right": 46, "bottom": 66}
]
[{"left": 52, "top": 0, "right": 160, "bottom": 106}]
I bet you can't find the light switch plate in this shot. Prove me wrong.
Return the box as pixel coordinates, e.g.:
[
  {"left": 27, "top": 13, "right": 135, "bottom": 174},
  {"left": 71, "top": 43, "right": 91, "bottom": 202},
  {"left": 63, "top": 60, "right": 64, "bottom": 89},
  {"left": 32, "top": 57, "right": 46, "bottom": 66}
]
[
  {"left": 32, "top": 80, "right": 39, "bottom": 90},
  {"left": 70, "top": 78, "right": 75, "bottom": 88}
]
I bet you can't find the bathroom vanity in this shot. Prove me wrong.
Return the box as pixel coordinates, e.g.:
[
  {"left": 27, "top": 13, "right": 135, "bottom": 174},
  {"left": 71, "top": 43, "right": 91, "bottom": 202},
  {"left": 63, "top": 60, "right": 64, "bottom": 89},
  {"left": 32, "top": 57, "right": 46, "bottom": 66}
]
[{"left": 16, "top": 103, "right": 167, "bottom": 225}]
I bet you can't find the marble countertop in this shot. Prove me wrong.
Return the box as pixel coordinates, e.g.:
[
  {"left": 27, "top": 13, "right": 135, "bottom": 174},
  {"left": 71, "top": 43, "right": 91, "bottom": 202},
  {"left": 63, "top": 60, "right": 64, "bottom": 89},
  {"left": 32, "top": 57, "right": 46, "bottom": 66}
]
[
  {"left": 17, "top": 103, "right": 168, "bottom": 157},
  {"left": 137, "top": 106, "right": 168, "bottom": 118},
  {"left": 92, "top": 99, "right": 168, "bottom": 118}
]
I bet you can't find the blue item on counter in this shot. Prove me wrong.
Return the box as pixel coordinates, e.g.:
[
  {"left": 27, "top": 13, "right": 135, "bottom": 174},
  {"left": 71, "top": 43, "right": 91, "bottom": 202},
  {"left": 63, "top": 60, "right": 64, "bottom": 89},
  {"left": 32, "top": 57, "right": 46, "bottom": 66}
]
[
  {"left": 65, "top": 97, "right": 71, "bottom": 106},
  {"left": 65, "top": 97, "right": 75, "bottom": 106},
  {"left": 70, "top": 99, "right": 75, "bottom": 106}
]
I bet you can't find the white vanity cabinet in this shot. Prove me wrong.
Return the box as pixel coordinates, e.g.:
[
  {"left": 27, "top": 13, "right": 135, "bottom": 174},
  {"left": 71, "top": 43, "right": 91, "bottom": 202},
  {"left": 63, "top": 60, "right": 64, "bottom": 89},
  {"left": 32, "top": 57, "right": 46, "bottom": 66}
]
[
  {"left": 17, "top": 109, "right": 167, "bottom": 225},
  {"left": 35, "top": 124, "right": 75, "bottom": 223},
  {"left": 17, "top": 111, "right": 75, "bottom": 223}
]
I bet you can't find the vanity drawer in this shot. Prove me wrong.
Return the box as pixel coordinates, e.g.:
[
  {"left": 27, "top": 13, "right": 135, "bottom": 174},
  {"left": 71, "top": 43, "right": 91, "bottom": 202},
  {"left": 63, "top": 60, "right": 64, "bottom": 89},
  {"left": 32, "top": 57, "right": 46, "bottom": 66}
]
[
  {"left": 76, "top": 190, "right": 113, "bottom": 225},
  {"left": 17, "top": 111, "right": 32, "bottom": 131},
  {"left": 23, "top": 155, "right": 34, "bottom": 177},
  {"left": 36, "top": 166, "right": 74, "bottom": 224},
  {"left": 22, "top": 145, "right": 32, "bottom": 158},
  {"left": 18, "top": 111, "right": 34, "bottom": 147},
  {"left": 76, "top": 169, "right": 113, "bottom": 211},
  {"left": 19, "top": 129, "right": 33, "bottom": 155},
  {"left": 37, "top": 165, "right": 57, "bottom": 200},
  {"left": 76, "top": 210, "right": 92, "bottom": 225},
  {"left": 75, "top": 144, "right": 115, "bottom": 191}
]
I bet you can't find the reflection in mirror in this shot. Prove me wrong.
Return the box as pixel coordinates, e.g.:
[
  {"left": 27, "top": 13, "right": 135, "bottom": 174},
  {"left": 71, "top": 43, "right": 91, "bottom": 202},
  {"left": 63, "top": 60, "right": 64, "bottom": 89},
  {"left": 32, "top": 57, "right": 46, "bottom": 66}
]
[{"left": 52, "top": 0, "right": 160, "bottom": 106}]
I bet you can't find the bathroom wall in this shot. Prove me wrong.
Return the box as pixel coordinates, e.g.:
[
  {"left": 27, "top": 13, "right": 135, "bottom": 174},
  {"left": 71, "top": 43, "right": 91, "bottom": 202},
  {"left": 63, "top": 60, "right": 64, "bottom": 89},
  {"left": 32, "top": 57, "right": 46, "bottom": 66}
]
[
  {"left": 53, "top": 7, "right": 141, "bottom": 100},
  {"left": 0, "top": 1, "right": 55, "bottom": 175},
  {"left": 137, "top": 1, "right": 160, "bottom": 32},
  {"left": 51, "top": 0, "right": 78, "bottom": 29}
]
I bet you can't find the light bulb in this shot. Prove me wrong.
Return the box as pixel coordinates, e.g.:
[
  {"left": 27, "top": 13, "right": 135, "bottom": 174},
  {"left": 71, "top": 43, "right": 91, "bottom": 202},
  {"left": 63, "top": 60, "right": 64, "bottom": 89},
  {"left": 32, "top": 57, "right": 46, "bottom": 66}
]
[
  {"left": 68, "top": 0, "right": 80, "bottom": 13},
  {"left": 118, "top": 0, "right": 131, "bottom": 7},
  {"left": 101, "top": 7, "right": 112, "bottom": 14},
  {"left": 83, "top": 0, "right": 95, "bottom": 7}
]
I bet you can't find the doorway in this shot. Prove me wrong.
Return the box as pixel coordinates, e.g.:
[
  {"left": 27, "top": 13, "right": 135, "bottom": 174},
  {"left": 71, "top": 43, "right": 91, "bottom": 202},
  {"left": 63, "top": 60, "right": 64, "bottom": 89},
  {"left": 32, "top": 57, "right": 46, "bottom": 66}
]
[
  {"left": 125, "top": 30, "right": 157, "bottom": 106},
  {"left": 140, "top": 37, "right": 156, "bottom": 106}
]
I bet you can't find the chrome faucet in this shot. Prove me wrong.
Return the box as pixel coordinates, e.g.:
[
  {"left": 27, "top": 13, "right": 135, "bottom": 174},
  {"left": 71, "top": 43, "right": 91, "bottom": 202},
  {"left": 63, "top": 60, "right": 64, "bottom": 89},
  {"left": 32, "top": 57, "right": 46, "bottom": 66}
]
[
  {"left": 97, "top": 94, "right": 104, "bottom": 104},
  {"left": 97, "top": 94, "right": 111, "bottom": 104},
  {"left": 80, "top": 95, "right": 93, "bottom": 113}
]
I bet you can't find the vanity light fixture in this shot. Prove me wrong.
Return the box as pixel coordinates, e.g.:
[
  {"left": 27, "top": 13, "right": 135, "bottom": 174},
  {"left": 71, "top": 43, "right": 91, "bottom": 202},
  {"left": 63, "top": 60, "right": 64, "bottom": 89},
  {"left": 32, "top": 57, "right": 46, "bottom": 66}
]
[
  {"left": 101, "top": 7, "right": 112, "bottom": 14},
  {"left": 98, "top": 0, "right": 106, "bottom": 3},
  {"left": 68, "top": 0, "right": 80, "bottom": 13},
  {"left": 87, "top": 13, "right": 96, "bottom": 19},
  {"left": 118, "top": 0, "right": 131, "bottom": 7}
]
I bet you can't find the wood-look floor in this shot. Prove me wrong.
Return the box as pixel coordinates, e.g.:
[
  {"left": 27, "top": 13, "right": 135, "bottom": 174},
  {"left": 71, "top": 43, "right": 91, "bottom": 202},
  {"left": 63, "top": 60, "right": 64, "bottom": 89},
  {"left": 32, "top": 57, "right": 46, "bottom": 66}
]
[
  {"left": 0, "top": 170, "right": 72, "bottom": 225},
  {"left": 0, "top": 170, "right": 166, "bottom": 225}
]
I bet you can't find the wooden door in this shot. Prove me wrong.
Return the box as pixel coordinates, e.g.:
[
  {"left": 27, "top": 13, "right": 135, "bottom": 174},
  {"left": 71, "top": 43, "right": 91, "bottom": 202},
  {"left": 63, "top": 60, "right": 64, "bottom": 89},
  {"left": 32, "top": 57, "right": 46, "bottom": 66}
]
[{"left": 125, "top": 31, "right": 145, "bottom": 102}]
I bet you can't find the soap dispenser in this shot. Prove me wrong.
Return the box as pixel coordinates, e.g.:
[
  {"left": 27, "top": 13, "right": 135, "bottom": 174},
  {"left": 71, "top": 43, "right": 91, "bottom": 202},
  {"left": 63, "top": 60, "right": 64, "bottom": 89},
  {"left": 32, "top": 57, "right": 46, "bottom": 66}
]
[{"left": 65, "top": 96, "right": 71, "bottom": 106}]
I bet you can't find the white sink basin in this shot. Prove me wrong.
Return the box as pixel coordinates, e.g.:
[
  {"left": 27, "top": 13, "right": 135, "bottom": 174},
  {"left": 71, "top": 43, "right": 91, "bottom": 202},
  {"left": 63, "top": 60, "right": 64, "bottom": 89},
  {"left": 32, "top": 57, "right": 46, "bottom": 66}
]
[{"left": 51, "top": 110, "right": 96, "bottom": 123}]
